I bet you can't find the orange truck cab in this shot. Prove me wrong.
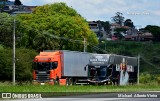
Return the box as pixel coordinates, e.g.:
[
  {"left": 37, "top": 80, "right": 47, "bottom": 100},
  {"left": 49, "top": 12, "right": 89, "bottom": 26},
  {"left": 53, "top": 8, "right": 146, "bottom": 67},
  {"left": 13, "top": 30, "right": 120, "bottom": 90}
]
[{"left": 33, "top": 51, "right": 61, "bottom": 85}]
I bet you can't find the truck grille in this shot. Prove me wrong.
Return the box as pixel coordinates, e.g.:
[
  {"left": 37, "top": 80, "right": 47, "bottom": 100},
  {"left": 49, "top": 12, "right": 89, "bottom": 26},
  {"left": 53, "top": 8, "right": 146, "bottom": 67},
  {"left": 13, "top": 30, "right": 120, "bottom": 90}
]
[{"left": 36, "top": 71, "right": 50, "bottom": 82}]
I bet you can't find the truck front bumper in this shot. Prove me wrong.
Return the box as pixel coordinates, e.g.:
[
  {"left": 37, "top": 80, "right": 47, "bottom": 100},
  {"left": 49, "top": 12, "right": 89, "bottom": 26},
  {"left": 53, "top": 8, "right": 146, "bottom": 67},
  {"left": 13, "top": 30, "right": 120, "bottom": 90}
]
[{"left": 87, "top": 79, "right": 110, "bottom": 83}]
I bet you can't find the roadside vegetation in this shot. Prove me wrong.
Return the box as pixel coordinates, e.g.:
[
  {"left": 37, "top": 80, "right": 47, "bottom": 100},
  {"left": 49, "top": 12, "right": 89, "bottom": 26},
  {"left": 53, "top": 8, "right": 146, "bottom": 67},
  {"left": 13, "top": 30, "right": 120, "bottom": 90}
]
[
  {"left": 0, "top": 81, "right": 160, "bottom": 92},
  {"left": 0, "top": 48, "right": 37, "bottom": 81}
]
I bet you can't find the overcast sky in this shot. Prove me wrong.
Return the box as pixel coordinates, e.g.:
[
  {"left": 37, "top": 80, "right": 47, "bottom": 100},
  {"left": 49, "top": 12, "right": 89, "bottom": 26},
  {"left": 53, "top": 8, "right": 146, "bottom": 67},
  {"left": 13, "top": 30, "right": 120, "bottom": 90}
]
[{"left": 12, "top": 0, "right": 160, "bottom": 28}]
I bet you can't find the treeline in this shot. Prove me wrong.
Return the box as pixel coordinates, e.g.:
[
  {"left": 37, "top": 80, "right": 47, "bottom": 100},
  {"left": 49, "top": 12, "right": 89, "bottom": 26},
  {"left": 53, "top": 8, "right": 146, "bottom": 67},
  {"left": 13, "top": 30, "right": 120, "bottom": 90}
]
[{"left": 0, "top": 48, "right": 37, "bottom": 81}]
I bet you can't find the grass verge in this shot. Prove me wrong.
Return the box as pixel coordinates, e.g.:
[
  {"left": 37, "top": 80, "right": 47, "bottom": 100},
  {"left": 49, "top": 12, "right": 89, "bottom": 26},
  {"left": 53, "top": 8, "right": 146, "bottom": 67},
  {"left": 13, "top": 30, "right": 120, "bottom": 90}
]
[{"left": 0, "top": 82, "right": 160, "bottom": 92}]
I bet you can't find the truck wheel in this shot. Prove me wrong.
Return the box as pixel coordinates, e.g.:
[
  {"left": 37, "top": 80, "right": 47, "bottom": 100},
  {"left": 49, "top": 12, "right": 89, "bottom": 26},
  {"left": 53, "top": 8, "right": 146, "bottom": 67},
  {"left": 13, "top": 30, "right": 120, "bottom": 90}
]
[
  {"left": 66, "top": 78, "right": 69, "bottom": 86},
  {"left": 112, "top": 80, "right": 115, "bottom": 85},
  {"left": 66, "top": 78, "right": 73, "bottom": 86},
  {"left": 69, "top": 78, "right": 73, "bottom": 85},
  {"left": 73, "top": 79, "right": 77, "bottom": 85}
]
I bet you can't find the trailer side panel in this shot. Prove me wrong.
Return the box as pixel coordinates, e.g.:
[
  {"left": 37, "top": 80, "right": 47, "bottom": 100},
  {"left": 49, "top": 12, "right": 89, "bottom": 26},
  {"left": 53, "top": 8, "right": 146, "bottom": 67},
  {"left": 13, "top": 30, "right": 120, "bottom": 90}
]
[{"left": 62, "top": 51, "right": 92, "bottom": 77}]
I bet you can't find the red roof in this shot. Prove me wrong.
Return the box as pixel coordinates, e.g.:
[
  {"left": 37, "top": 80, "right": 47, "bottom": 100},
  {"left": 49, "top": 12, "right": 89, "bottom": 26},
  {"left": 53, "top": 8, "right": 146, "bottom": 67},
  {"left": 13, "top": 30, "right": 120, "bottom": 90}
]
[
  {"left": 125, "top": 35, "right": 132, "bottom": 39},
  {"left": 112, "top": 35, "right": 119, "bottom": 40}
]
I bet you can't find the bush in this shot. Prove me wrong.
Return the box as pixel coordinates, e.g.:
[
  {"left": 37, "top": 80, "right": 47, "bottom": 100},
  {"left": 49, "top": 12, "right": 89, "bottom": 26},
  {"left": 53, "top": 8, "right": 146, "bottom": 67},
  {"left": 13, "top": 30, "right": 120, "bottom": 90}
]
[
  {"left": 157, "top": 76, "right": 160, "bottom": 84},
  {"left": 0, "top": 49, "right": 12, "bottom": 80},
  {"left": 0, "top": 48, "right": 37, "bottom": 81},
  {"left": 0, "top": 44, "right": 4, "bottom": 50},
  {"left": 140, "top": 73, "right": 152, "bottom": 84},
  {"left": 139, "top": 73, "right": 160, "bottom": 85}
]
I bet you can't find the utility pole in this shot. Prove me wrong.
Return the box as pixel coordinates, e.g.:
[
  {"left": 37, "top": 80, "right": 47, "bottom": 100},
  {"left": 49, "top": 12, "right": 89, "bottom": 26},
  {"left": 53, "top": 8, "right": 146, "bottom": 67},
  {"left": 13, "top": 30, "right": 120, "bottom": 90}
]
[
  {"left": 101, "top": 41, "right": 106, "bottom": 50},
  {"left": 104, "top": 41, "right": 106, "bottom": 51},
  {"left": 83, "top": 38, "right": 86, "bottom": 52},
  {"left": 136, "top": 25, "right": 141, "bottom": 41},
  {"left": 13, "top": 18, "right": 16, "bottom": 86},
  {"left": 137, "top": 54, "right": 140, "bottom": 85}
]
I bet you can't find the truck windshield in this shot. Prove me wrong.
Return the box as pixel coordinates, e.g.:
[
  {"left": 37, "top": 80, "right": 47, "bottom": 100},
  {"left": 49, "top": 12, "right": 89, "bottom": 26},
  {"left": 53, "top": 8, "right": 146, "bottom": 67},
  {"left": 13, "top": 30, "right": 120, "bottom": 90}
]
[
  {"left": 100, "top": 67, "right": 106, "bottom": 77},
  {"left": 33, "top": 62, "right": 58, "bottom": 71},
  {"left": 89, "top": 66, "right": 106, "bottom": 77}
]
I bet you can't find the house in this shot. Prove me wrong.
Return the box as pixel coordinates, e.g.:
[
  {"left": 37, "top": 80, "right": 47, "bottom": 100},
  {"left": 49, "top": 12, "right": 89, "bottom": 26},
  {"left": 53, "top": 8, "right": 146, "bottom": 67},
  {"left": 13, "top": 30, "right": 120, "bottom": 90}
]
[
  {"left": 11, "top": 6, "right": 37, "bottom": 15},
  {"left": 137, "top": 32, "right": 153, "bottom": 41},
  {"left": 1, "top": 0, "right": 37, "bottom": 14},
  {"left": 112, "top": 35, "right": 119, "bottom": 41},
  {"left": 88, "top": 21, "right": 99, "bottom": 32},
  {"left": 124, "top": 34, "right": 134, "bottom": 41},
  {"left": 110, "top": 23, "right": 121, "bottom": 35},
  {"left": 88, "top": 21, "right": 107, "bottom": 40},
  {"left": 0, "top": 0, "right": 14, "bottom": 12},
  {"left": 23, "top": 6, "right": 37, "bottom": 11},
  {"left": 2, "top": 5, "right": 16, "bottom": 12},
  {"left": 2, "top": 5, "right": 37, "bottom": 15},
  {"left": 124, "top": 32, "right": 153, "bottom": 41}
]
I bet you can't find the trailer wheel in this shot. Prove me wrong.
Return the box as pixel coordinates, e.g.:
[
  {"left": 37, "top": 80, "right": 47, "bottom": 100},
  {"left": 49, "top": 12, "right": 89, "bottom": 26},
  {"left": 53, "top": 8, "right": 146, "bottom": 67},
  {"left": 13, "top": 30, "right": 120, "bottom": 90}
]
[
  {"left": 73, "top": 79, "right": 77, "bottom": 85},
  {"left": 69, "top": 78, "right": 73, "bottom": 85},
  {"left": 104, "top": 81, "right": 108, "bottom": 85},
  {"left": 66, "top": 78, "right": 69, "bottom": 86},
  {"left": 66, "top": 78, "right": 73, "bottom": 86},
  {"left": 112, "top": 80, "right": 115, "bottom": 85}
]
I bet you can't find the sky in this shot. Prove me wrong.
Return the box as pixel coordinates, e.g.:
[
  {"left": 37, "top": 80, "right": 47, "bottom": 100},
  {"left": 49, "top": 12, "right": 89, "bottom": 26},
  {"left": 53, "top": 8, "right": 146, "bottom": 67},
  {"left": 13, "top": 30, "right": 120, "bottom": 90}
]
[{"left": 11, "top": 0, "right": 160, "bottom": 28}]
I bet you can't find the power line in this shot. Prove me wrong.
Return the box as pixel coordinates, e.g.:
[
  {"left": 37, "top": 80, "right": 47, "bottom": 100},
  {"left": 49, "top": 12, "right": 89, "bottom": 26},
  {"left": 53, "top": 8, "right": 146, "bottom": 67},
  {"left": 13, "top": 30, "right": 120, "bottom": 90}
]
[
  {"left": 139, "top": 42, "right": 160, "bottom": 70},
  {"left": 43, "top": 31, "right": 83, "bottom": 43},
  {"left": 140, "top": 55, "right": 160, "bottom": 70},
  {"left": 43, "top": 31, "right": 108, "bottom": 53},
  {"left": 88, "top": 43, "right": 108, "bottom": 53},
  {"left": 152, "top": 56, "right": 160, "bottom": 59}
]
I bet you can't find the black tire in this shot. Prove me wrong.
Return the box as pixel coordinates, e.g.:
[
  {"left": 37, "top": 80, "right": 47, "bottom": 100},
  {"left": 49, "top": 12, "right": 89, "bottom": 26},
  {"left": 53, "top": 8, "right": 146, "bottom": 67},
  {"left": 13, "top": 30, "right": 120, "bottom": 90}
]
[
  {"left": 73, "top": 79, "right": 77, "bottom": 85},
  {"left": 66, "top": 78, "right": 69, "bottom": 86},
  {"left": 66, "top": 78, "right": 73, "bottom": 86},
  {"left": 112, "top": 80, "right": 115, "bottom": 85},
  {"left": 69, "top": 78, "right": 73, "bottom": 85}
]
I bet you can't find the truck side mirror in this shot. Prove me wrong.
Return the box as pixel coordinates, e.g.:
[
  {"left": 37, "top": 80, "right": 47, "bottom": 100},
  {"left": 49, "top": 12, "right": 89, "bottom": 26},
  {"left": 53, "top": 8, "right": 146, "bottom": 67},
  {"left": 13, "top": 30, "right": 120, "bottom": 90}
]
[
  {"left": 84, "top": 65, "right": 88, "bottom": 71},
  {"left": 32, "top": 63, "right": 35, "bottom": 69}
]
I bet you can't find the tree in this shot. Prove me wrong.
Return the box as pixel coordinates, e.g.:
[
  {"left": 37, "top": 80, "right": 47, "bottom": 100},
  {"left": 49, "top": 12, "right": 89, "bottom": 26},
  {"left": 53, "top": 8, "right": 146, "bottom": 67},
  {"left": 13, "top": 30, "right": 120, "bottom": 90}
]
[
  {"left": 0, "top": 13, "right": 14, "bottom": 47},
  {"left": 144, "top": 25, "right": 160, "bottom": 41},
  {"left": 111, "top": 12, "right": 124, "bottom": 26},
  {"left": 98, "top": 21, "right": 110, "bottom": 33},
  {"left": 114, "top": 28, "right": 127, "bottom": 39},
  {"left": 0, "top": 48, "right": 37, "bottom": 81},
  {"left": 16, "top": 3, "right": 98, "bottom": 52},
  {"left": 124, "top": 19, "right": 134, "bottom": 27},
  {"left": 14, "top": 0, "right": 22, "bottom": 6}
]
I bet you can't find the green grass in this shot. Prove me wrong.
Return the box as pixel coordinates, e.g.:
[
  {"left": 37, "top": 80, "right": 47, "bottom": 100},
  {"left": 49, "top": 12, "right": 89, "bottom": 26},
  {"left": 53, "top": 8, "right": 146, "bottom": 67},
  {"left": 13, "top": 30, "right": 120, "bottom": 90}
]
[{"left": 0, "top": 82, "right": 160, "bottom": 92}]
